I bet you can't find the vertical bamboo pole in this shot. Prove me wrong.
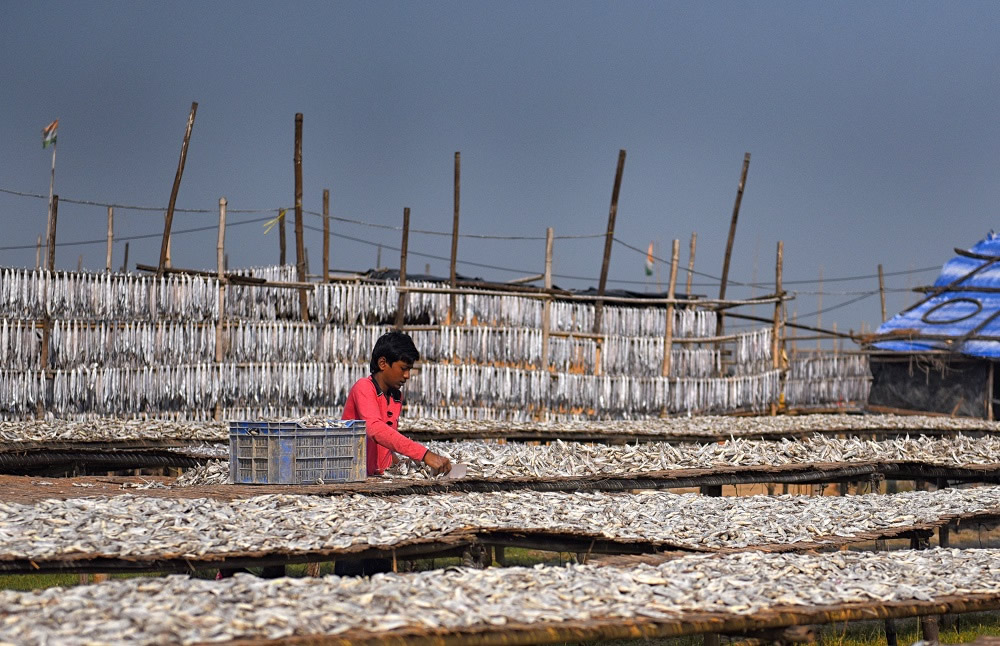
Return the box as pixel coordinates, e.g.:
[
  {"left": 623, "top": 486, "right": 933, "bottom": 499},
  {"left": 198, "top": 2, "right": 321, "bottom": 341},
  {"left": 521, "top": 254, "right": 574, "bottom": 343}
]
[
  {"left": 35, "top": 235, "right": 42, "bottom": 269},
  {"left": 45, "top": 195, "right": 58, "bottom": 271},
  {"left": 293, "top": 113, "right": 308, "bottom": 321},
  {"left": 122, "top": 242, "right": 130, "bottom": 273},
  {"left": 158, "top": 101, "right": 197, "bottom": 276},
  {"left": 541, "top": 227, "right": 554, "bottom": 371},
  {"left": 717, "top": 152, "right": 751, "bottom": 336},
  {"left": 771, "top": 241, "right": 784, "bottom": 415},
  {"left": 878, "top": 263, "right": 887, "bottom": 322},
  {"left": 449, "top": 152, "right": 460, "bottom": 324},
  {"left": 279, "top": 210, "right": 287, "bottom": 265},
  {"left": 395, "top": 208, "right": 410, "bottom": 328},
  {"left": 214, "top": 197, "right": 227, "bottom": 421},
  {"left": 593, "top": 149, "right": 626, "bottom": 335},
  {"left": 164, "top": 212, "right": 172, "bottom": 269},
  {"left": 37, "top": 195, "right": 59, "bottom": 419},
  {"left": 322, "top": 189, "right": 330, "bottom": 283},
  {"left": 661, "top": 240, "right": 681, "bottom": 377},
  {"left": 685, "top": 232, "right": 696, "bottom": 295},
  {"left": 376, "top": 244, "right": 382, "bottom": 269},
  {"left": 816, "top": 267, "right": 823, "bottom": 351},
  {"left": 105, "top": 207, "right": 114, "bottom": 272},
  {"left": 77, "top": 255, "right": 82, "bottom": 272}
]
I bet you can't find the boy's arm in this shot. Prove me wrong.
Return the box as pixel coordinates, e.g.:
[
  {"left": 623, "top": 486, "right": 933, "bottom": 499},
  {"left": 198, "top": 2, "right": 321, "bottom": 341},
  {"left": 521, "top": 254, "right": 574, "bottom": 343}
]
[{"left": 352, "top": 393, "right": 428, "bottom": 462}]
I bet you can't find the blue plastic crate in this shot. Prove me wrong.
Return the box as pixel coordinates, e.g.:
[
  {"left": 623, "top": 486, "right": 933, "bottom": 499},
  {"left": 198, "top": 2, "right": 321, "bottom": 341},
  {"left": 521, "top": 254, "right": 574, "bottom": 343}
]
[{"left": 229, "top": 420, "right": 367, "bottom": 484}]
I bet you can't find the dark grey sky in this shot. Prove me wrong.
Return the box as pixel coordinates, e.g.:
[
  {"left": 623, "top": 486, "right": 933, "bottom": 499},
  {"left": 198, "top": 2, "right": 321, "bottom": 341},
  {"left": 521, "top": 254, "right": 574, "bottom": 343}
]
[{"left": 3, "top": 1, "right": 1000, "bottom": 337}]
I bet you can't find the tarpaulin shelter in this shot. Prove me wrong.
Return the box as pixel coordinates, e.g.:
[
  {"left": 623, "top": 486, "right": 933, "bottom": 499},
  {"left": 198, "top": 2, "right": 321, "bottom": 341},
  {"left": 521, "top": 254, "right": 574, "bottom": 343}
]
[{"left": 868, "top": 232, "right": 1000, "bottom": 419}]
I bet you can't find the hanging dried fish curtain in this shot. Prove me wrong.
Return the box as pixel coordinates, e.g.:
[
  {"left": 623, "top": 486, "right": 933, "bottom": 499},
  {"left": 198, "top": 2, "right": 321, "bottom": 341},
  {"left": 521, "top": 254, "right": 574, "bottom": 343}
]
[
  {"left": 407, "top": 363, "right": 550, "bottom": 410},
  {"left": 0, "top": 269, "right": 218, "bottom": 321},
  {"left": 0, "top": 320, "right": 41, "bottom": 370},
  {"left": 49, "top": 320, "right": 216, "bottom": 369},
  {"left": 673, "top": 308, "right": 716, "bottom": 338},
  {"left": 548, "top": 336, "right": 597, "bottom": 373},
  {"left": 730, "top": 327, "right": 773, "bottom": 376},
  {"left": 784, "top": 354, "right": 870, "bottom": 407},
  {"left": 0, "top": 368, "right": 44, "bottom": 418},
  {"left": 549, "top": 301, "right": 594, "bottom": 333}
]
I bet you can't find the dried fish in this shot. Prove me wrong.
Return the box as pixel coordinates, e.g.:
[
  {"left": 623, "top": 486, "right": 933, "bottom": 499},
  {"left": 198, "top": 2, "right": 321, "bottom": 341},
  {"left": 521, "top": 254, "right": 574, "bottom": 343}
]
[{"left": 1, "top": 548, "right": 999, "bottom": 645}]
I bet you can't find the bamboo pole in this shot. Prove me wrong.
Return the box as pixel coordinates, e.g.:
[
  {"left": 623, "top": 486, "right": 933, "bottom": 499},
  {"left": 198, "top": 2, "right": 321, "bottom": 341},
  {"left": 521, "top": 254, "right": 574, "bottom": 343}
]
[
  {"left": 158, "top": 101, "right": 197, "bottom": 276},
  {"left": 685, "top": 232, "right": 696, "bottom": 296},
  {"left": 122, "top": 242, "right": 129, "bottom": 273},
  {"left": 45, "top": 195, "right": 58, "bottom": 271},
  {"left": 323, "top": 189, "right": 331, "bottom": 283},
  {"left": 37, "top": 195, "right": 59, "bottom": 419},
  {"left": 661, "top": 240, "right": 680, "bottom": 377},
  {"left": 878, "top": 264, "right": 887, "bottom": 322},
  {"left": 593, "top": 149, "right": 626, "bottom": 335},
  {"left": 541, "top": 227, "right": 554, "bottom": 371},
  {"left": 449, "top": 152, "right": 460, "bottom": 324},
  {"left": 717, "top": 152, "right": 751, "bottom": 336},
  {"left": 279, "top": 209, "right": 287, "bottom": 265},
  {"left": 214, "top": 197, "right": 227, "bottom": 421},
  {"left": 395, "top": 208, "right": 410, "bottom": 329},
  {"left": 816, "top": 267, "right": 823, "bottom": 351},
  {"left": 105, "top": 207, "right": 114, "bottom": 272},
  {"left": 293, "top": 113, "right": 308, "bottom": 321},
  {"left": 771, "top": 241, "right": 784, "bottom": 415},
  {"left": 77, "top": 255, "right": 82, "bottom": 271}
]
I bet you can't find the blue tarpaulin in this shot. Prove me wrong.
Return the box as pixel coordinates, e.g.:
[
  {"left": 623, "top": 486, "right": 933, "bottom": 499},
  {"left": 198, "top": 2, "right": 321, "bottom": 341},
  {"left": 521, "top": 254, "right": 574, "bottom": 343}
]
[{"left": 875, "top": 232, "right": 1000, "bottom": 358}]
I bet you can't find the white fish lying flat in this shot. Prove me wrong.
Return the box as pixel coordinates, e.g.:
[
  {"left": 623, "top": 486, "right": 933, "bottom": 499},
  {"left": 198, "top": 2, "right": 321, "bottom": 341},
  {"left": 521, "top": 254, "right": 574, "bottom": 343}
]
[
  {"left": 0, "top": 487, "right": 999, "bottom": 560},
  {"left": 1, "top": 548, "right": 999, "bottom": 645}
]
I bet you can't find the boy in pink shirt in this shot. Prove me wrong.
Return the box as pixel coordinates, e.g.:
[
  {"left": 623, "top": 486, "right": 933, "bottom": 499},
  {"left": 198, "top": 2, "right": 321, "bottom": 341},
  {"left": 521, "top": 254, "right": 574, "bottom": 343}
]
[{"left": 342, "top": 331, "right": 450, "bottom": 477}]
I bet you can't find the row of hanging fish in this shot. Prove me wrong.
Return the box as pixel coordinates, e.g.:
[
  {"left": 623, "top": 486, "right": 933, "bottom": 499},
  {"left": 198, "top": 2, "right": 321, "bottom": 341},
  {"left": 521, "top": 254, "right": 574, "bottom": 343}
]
[
  {"left": 3, "top": 267, "right": 721, "bottom": 336},
  {"left": 0, "top": 268, "right": 219, "bottom": 320},
  {"left": 1, "top": 315, "right": 766, "bottom": 379},
  {"left": 784, "top": 354, "right": 871, "bottom": 406},
  {"left": 1, "top": 362, "right": 782, "bottom": 418}
]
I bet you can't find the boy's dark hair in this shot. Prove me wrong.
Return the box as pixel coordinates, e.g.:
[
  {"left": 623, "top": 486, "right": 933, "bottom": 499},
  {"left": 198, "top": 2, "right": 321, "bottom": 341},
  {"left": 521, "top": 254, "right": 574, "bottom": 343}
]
[{"left": 370, "top": 331, "right": 420, "bottom": 373}]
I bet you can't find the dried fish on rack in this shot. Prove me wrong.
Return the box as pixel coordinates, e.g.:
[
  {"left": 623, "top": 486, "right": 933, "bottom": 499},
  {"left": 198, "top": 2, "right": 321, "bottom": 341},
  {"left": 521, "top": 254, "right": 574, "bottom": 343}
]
[
  {"left": 785, "top": 354, "right": 871, "bottom": 406},
  {"left": 1, "top": 488, "right": 999, "bottom": 561},
  {"left": 2, "top": 548, "right": 1000, "bottom": 645}
]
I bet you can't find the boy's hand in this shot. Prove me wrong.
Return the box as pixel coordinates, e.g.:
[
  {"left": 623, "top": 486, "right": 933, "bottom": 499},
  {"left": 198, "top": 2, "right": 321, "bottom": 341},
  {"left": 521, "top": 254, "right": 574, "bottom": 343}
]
[{"left": 423, "top": 451, "right": 451, "bottom": 475}]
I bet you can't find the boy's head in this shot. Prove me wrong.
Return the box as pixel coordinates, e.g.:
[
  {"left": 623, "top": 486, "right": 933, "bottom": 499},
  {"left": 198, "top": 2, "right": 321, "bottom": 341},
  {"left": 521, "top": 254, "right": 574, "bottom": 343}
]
[{"left": 370, "top": 331, "right": 420, "bottom": 375}]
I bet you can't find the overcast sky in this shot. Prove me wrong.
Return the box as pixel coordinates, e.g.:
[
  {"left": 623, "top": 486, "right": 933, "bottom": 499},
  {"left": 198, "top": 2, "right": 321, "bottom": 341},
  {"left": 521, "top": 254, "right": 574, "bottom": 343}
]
[{"left": 3, "top": 1, "right": 999, "bottom": 338}]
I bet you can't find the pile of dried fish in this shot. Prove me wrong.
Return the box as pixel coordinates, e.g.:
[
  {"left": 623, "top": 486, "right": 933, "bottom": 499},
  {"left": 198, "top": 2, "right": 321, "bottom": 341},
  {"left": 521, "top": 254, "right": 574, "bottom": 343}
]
[
  {"left": 174, "top": 460, "right": 229, "bottom": 486},
  {"left": 384, "top": 433, "right": 1000, "bottom": 479},
  {"left": 2, "top": 548, "right": 1000, "bottom": 645},
  {"left": 0, "top": 418, "right": 226, "bottom": 444},
  {"left": 401, "top": 413, "right": 1000, "bottom": 435},
  {"left": 3, "top": 413, "right": 999, "bottom": 446},
  {"left": 3, "top": 488, "right": 1000, "bottom": 559}
]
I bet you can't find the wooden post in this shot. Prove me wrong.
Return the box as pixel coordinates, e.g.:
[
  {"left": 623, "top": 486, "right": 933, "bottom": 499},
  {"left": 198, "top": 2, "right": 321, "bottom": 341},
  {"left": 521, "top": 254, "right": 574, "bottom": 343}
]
[
  {"left": 105, "top": 207, "right": 114, "bottom": 272},
  {"left": 661, "top": 240, "right": 680, "bottom": 377},
  {"left": 541, "top": 227, "right": 554, "bottom": 370},
  {"left": 717, "top": 152, "right": 751, "bottom": 336},
  {"left": 685, "top": 232, "right": 696, "bottom": 295},
  {"left": 214, "top": 197, "right": 227, "bottom": 421},
  {"left": 279, "top": 209, "right": 287, "bottom": 265},
  {"left": 878, "top": 264, "right": 887, "bottom": 322},
  {"left": 37, "top": 195, "right": 58, "bottom": 419},
  {"left": 395, "top": 208, "right": 410, "bottom": 328},
  {"left": 448, "top": 152, "right": 460, "bottom": 324},
  {"left": 322, "top": 189, "right": 330, "bottom": 283},
  {"left": 46, "top": 195, "right": 58, "bottom": 271},
  {"left": 771, "top": 241, "right": 784, "bottom": 415},
  {"left": 158, "top": 101, "right": 197, "bottom": 276},
  {"left": 593, "top": 149, "right": 626, "bottom": 335},
  {"left": 122, "top": 242, "right": 129, "bottom": 273},
  {"left": 293, "top": 113, "right": 308, "bottom": 321},
  {"left": 35, "top": 235, "right": 42, "bottom": 269}
]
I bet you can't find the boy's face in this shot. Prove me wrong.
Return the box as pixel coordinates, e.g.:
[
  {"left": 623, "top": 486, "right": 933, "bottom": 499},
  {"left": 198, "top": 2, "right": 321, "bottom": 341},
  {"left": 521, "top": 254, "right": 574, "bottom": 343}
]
[{"left": 378, "top": 357, "right": 413, "bottom": 390}]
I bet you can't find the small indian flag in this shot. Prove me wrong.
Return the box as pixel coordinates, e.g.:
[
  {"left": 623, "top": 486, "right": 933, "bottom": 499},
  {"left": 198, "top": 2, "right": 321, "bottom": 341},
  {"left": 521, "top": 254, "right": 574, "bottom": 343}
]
[
  {"left": 42, "top": 119, "right": 58, "bottom": 148},
  {"left": 644, "top": 242, "right": 654, "bottom": 276}
]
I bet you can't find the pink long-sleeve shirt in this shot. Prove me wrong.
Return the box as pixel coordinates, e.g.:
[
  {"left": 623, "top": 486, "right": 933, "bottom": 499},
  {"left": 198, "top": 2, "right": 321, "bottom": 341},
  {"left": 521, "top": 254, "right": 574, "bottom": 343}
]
[{"left": 342, "top": 375, "right": 427, "bottom": 476}]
